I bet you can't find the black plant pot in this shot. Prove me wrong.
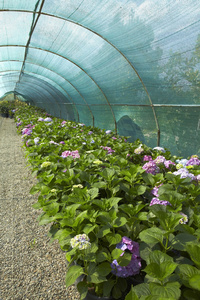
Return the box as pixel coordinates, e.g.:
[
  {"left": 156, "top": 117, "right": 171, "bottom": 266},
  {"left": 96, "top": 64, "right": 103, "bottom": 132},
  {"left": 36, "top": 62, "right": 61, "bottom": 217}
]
[{"left": 83, "top": 291, "right": 112, "bottom": 300}]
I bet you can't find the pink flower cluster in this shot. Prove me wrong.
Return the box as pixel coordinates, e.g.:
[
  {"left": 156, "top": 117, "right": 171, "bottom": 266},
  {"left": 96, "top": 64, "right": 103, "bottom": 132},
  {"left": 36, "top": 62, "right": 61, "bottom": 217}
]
[
  {"left": 142, "top": 155, "right": 175, "bottom": 174},
  {"left": 186, "top": 157, "right": 200, "bottom": 166},
  {"left": 61, "top": 150, "right": 80, "bottom": 159},
  {"left": 101, "top": 146, "right": 115, "bottom": 154},
  {"left": 150, "top": 197, "right": 171, "bottom": 206},
  {"left": 111, "top": 237, "right": 141, "bottom": 278}
]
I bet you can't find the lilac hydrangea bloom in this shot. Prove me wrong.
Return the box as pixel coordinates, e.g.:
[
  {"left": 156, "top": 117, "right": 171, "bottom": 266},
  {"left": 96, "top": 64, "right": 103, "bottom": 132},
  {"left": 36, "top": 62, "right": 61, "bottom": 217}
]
[
  {"left": 153, "top": 147, "right": 166, "bottom": 153},
  {"left": 111, "top": 237, "right": 141, "bottom": 278},
  {"left": 173, "top": 168, "right": 195, "bottom": 180},
  {"left": 22, "top": 128, "right": 32, "bottom": 135},
  {"left": 164, "top": 160, "right": 175, "bottom": 168},
  {"left": 50, "top": 140, "right": 59, "bottom": 145},
  {"left": 34, "top": 137, "right": 40, "bottom": 145},
  {"left": 44, "top": 117, "right": 52, "bottom": 122},
  {"left": 151, "top": 184, "right": 163, "bottom": 197},
  {"left": 143, "top": 155, "right": 153, "bottom": 162},
  {"left": 186, "top": 157, "right": 200, "bottom": 166},
  {"left": 150, "top": 197, "right": 171, "bottom": 206},
  {"left": 142, "top": 161, "right": 160, "bottom": 175},
  {"left": 105, "top": 130, "right": 112, "bottom": 134},
  {"left": 61, "top": 150, "right": 80, "bottom": 159},
  {"left": 101, "top": 146, "right": 115, "bottom": 154},
  {"left": 154, "top": 155, "right": 166, "bottom": 165},
  {"left": 38, "top": 117, "right": 44, "bottom": 121},
  {"left": 176, "top": 159, "right": 188, "bottom": 167}
]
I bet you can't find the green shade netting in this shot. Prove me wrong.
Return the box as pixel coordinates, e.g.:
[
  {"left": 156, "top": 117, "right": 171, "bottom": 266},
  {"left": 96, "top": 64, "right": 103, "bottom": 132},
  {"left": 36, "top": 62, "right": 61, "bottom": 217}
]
[{"left": 0, "top": 0, "right": 199, "bottom": 157}]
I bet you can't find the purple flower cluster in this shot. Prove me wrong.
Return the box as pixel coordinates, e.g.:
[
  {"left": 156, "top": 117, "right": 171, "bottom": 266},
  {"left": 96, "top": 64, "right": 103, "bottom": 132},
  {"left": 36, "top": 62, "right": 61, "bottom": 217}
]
[
  {"left": 22, "top": 127, "right": 32, "bottom": 136},
  {"left": 151, "top": 184, "right": 163, "bottom": 197},
  {"left": 173, "top": 168, "right": 196, "bottom": 181},
  {"left": 61, "top": 150, "right": 80, "bottom": 159},
  {"left": 142, "top": 161, "right": 160, "bottom": 175},
  {"left": 186, "top": 156, "right": 200, "bottom": 166},
  {"left": 101, "top": 146, "right": 115, "bottom": 154},
  {"left": 111, "top": 237, "right": 141, "bottom": 278},
  {"left": 143, "top": 155, "right": 153, "bottom": 162},
  {"left": 143, "top": 155, "right": 175, "bottom": 175},
  {"left": 149, "top": 197, "right": 171, "bottom": 206}
]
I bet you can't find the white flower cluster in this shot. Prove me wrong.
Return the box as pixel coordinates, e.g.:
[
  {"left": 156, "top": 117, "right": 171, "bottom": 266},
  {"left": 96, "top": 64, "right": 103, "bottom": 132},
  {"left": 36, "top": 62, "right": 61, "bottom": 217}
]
[{"left": 70, "top": 234, "right": 91, "bottom": 250}]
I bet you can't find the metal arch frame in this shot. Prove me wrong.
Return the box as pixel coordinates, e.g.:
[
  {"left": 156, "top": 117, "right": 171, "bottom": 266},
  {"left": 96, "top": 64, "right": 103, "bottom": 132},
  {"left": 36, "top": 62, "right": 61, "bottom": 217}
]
[
  {"left": 14, "top": 81, "right": 63, "bottom": 112},
  {"left": 0, "top": 8, "right": 160, "bottom": 140},
  {"left": 0, "top": 53, "right": 94, "bottom": 124},
  {"left": 0, "top": 67, "right": 80, "bottom": 121}
]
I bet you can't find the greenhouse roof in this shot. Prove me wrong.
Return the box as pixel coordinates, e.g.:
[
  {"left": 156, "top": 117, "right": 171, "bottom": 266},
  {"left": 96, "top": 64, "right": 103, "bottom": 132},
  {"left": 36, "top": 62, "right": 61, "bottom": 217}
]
[{"left": 0, "top": 0, "right": 199, "bottom": 156}]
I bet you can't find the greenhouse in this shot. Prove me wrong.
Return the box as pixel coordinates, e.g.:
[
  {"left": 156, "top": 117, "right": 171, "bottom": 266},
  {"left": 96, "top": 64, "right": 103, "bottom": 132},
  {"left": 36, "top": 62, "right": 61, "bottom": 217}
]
[{"left": 0, "top": 1, "right": 200, "bottom": 300}]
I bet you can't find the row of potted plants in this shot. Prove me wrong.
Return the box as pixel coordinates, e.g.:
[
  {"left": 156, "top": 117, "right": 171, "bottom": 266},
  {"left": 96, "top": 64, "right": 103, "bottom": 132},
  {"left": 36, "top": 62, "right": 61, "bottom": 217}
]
[
  {"left": 0, "top": 99, "right": 18, "bottom": 118},
  {"left": 13, "top": 102, "right": 200, "bottom": 300}
]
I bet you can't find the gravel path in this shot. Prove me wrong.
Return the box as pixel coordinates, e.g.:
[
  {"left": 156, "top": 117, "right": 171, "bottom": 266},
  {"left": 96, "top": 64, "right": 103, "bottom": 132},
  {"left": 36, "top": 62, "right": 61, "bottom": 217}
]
[{"left": 0, "top": 117, "right": 80, "bottom": 300}]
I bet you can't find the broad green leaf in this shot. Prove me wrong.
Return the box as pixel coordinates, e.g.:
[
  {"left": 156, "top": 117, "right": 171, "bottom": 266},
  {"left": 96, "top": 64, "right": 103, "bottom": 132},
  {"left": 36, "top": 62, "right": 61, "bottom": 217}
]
[
  {"left": 149, "top": 282, "right": 181, "bottom": 299},
  {"left": 65, "top": 265, "right": 84, "bottom": 288},
  {"left": 103, "top": 279, "right": 115, "bottom": 297},
  {"left": 125, "top": 285, "right": 139, "bottom": 300},
  {"left": 97, "top": 224, "right": 111, "bottom": 238},
  {"left": 172, "top": 233, "right": 197, "bottom": 251},
  {"left": 113, "top": 216, "right": 127, "bottom": 227},
  {"left": 118, "top": 252, "right": 132, "bottom": 267},
  {"left": 189, "top": 274, "right": 200, "bottom": 291},
  {"left": 77, "top": 281, "right": 88, "bottom": 300},
  {"left": 93, "top": 181, "right": 107, "bottom": 189},
  {"left": 131, "top": 283, "right": 150, "bottom": 297},
  {"left": 139, "top": 227, "right": 165, "bottom": 245},
  {"left": 43, "top": 202, "right": 59, "bottom": 216},
  {"left": 111, "top": 248, "right": 124, "bottom": 259},
  {"left": 88, "top": 187, "right": 99, "bottom": 199},
  {"left": 83, "top": 224, "right": 97, "bottom": 235},
  {"left": 102, "top": 168, "right": 116, "bottom": 180},
  {"left": 144, "top": 261, "right": 177, "bottom": 281},
  {"left": 149, "top": 250, "right": 173, "bottom": 264},
  {"left": 96, "top": 262, "right": 112, "bottom": 276},
  {"left": 38, "top": 213, "right": 57, "bottom": 225},
  {"left": 186, "top": 244, "right": 200, "bottom": 268},
  {"left": 183, "top": 288, "right": 200, "bottom": 300},
  {"left": 96, "top": 251, "right": 109, "bottom": 263},
  {"left": 106, "top": 233, "right": 122, "bottom": 246}
]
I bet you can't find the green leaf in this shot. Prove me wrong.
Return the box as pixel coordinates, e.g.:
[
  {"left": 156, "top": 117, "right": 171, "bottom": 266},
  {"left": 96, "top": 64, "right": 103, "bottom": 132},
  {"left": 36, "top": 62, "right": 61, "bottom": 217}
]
[
  {"left": 131, "top": 283, "right": 150, "bottom": 297},
  {"left": 139, "top": 227, "right": 165, "bottom": 245},
  {"left": 149, "top": 282, "right": 181, "bottom": 299},
  {"left": 43, "top": 202, "right": 59, "bottom": 216},
  {"left": 65, "top": 265, "right": 84, "bottom": 288},
  {"left": 97, "top": 224, "right": 111, "bottom": 238},
  {"left": 96, "top": 262, "right": 112, "bottom": 276},
  {"left": 87, "top": 263, "right": 107, "bottom": 284},
  {"left": 189, "top": 274, "right": 200, "bottom": 291},
  {"left": 183, "top": 288, "right": 200, "bottom": 300},
  {"left": 113, "top": 216, "right": 127, "bottom": 227},
  {"left": 88, "top": 187, "right": 99, "bottom": 199},
  {"left": 38, "top": 213, "right": 57, "bottom": 225},
  {"left": 186, "top": 244, "right": 200, "bottom": 268},
  {"left": 172, "top": 233, "right": 197, "bottom": 251},
  {"left": 144, "top": 261, "right": 177, "bottom": 281},
  {"left": 96, "top": 251, "right": 109, "bottom": 263},
  {"left": 111, "top": 248, "right": 124, "bottom": 259},
  {"left": 149, "top": 250, "right": 173, "bottom": 264},
  {"left": 83, "top": 224, "right": 97, "bottom": 235},
  {"left": 77, "top": 281, "right": 88, "bottom": 300},
  {"left": 118, "top": 252, "right": 132, "bottom": 267},
  {"left": 103, "top": 279, "right": 115, "bottom": 297},
  {"left": 93, "top": 181, "right": 107, "bottom": 189},
  {"left": 106, "top": 233, "right": 122, "bottom": 246},
  {"left": 125, "top": 285, "right": 139, "bottom": 300}
]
